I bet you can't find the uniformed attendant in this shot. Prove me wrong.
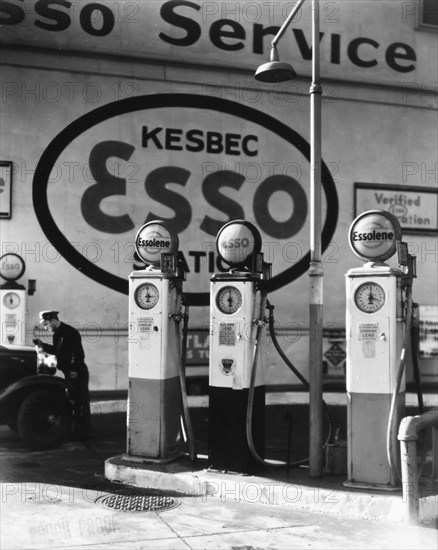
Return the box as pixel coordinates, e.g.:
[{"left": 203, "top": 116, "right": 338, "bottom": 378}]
[{"left": 34, "top": 310, "right": 91, "bottom": 439}]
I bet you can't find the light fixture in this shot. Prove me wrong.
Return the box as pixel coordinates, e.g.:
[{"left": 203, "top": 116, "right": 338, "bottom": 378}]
[{"left": 254, "top": 46, "right": 296, "bottom": 83}]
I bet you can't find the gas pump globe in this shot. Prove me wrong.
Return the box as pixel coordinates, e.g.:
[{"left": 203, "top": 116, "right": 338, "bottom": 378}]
[
  {"left": 126, "top": 220, "right": 186, "bottom": 462},
  {"left": 208, "top": 220, "right": 268, "bottom": 473},
  {"left": 345, "top": 209, "right": 413, "bottom": 489},
  {"left": 0, "top": 253, "right": 27, "bottom": 345}
]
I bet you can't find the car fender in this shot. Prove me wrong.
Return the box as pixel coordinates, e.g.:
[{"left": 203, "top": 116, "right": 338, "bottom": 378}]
[{"left": 0, "top": 375, "right": 75, "bottom": 405}]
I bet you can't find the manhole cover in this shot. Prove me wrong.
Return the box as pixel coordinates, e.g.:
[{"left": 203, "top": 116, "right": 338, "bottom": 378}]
[{"left": 95, "top": 494, "right": 179, "bottom": 512}]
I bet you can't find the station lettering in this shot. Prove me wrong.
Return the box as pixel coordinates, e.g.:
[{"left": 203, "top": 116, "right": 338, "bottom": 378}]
[{"left": 352, "top": 230, "right": 394, "bottom": 241}]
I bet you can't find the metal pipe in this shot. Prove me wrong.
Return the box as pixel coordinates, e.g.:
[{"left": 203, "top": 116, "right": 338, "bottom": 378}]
[
  {"left": 399, "top": 438, "right": 420, "bottom": 524},
  {"left": 398, "top": 408, "right": 438, "bottom": 524},
  {"left": 272, "top": 0, "right": 306, "bottom": 48},
  {"left": 255, "top": 0, "right": 324, "bottom": 477},
  {"left": 308, "top": 0, "right": 324, "bottom": 477}
]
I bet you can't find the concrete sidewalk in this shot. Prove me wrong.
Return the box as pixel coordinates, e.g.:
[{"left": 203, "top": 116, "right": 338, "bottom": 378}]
[
  {"left": 104, "top": 451, "right": 438, "bottom": 527},
  {"left": 1, "top": 392, "right": 437, "bottom": 550},
  {"left": 2, "top": 479, "right": 437, "bottom": 550},
  {"left": 93, "top": 392, "right": 437, "bottom": 527},
  {"left": 1, "top": 479, "right": 437, "bottom": 550}
]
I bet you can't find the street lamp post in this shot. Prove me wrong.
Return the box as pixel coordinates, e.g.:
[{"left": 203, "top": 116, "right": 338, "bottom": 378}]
[{"left": 255, "top": 0, "right": 323, "bottom": 476}]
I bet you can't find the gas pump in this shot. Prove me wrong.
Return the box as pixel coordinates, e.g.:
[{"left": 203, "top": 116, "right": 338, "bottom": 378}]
[
  {"left": 0, "top": 253, "right": 27, "bottom": 345},
  {"left": 126, "top": 220, "right": 195, "bottom": 462},
  {"left": 208, "top": 220, "right": 269, "bottom": 473},
  {"left": 345, "top": 209, "right": 416, "bottom": 489}
]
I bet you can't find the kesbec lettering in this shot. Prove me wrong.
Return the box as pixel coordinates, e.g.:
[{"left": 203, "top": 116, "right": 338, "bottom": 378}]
[{"left": 142, "top": 127, "right": 258, "bottom": 156}]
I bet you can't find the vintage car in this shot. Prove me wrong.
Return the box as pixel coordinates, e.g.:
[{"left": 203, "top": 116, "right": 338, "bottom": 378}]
[{"left": 0, "top": 344, "right": 74, "bottom": 450}]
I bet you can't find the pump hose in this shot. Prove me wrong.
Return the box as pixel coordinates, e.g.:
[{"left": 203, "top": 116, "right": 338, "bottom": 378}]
[
  {"left": 176, "top": 297, "right": 197, "bottom": 462},
  {"left": 411, "top": 303, "right": 424, "bottom": 415},
  {"left": 266, "top": 300, "right": 334, "bottom": 444},
  {"left": 386, "top": 283, "right": 426, "bottom": 480},
  {"left": 246, "top": 298, "right": 333, "bottom": 469},
  {"left": 386, "top": 283, "right": 413, "bottom": 481}
]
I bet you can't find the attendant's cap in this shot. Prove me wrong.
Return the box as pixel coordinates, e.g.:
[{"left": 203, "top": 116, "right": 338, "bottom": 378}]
[{"left": 39, "top": 310, "right": 59, "bottom": 323}]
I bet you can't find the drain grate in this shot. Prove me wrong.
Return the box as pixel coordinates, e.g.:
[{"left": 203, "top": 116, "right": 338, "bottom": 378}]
[{"left": 95, "top": 494, "right": 179, "bottom": 512}]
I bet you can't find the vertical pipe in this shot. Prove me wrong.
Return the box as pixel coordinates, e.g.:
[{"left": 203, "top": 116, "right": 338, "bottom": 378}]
[
  {"left": 398, "top": 410, "right": 438, "bottom": 524},
  {"left": 309, "top": 0, "right": 324, "bottom": 477},
  {"left": 400, "top": 439, "right": 420, "bottom": 524},
  {"left": 433, "top": 425, "right": 438, "bottom": 480}
]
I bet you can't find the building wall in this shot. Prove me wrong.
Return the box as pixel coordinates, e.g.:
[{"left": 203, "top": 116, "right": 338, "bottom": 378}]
[{"left": 1, "top": 0, "right": 437, "bottom": 390}]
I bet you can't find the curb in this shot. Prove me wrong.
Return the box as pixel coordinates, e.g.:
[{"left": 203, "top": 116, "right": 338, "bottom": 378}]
[
  {"left": 104, "top": 454, "right": 415, "bottom": 524},
  {"left": 98, "top": 396, "right": 437, "bottom": 525},
  {"left": 90, "top": 397, "right": 209, "bottom": 415}
]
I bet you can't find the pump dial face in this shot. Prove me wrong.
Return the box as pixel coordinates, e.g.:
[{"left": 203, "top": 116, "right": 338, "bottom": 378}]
[
  {"left": 216, "top": 286, "right": 242, "bottom": 315},
  {"left": 2, "top": 292, "right": 21, "bottom": 309},
  {"left": 134, "top": 283, "right": 159, "bottom": 310},
  {"left": 354, "top": 282, "right": 386, "bottom": 313}
]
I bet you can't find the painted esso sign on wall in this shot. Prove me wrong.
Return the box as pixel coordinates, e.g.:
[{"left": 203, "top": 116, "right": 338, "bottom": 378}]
[{"left": 33, "top": 94, "right": 338, "bottom": 305}]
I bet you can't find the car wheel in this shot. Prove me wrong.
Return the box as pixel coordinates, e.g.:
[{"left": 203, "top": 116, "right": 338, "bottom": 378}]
[
  {"left": 17, "top": 389, "right": 72, "bottom": 450},
  {"left": 7, "top": 419, "right": 18, "bottom": 432}
]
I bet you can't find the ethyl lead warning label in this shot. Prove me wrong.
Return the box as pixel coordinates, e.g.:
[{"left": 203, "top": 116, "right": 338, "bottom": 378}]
[{"left": 357, "top": 322, "right": 379, "bottom": 340}]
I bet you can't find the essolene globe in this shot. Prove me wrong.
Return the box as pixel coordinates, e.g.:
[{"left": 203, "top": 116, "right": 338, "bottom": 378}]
[{"left": 349, "top": 209, "right": 402, "bottom": 262}]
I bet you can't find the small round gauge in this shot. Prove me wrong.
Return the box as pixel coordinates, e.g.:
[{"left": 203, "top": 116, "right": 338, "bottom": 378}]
[
  {"left": 216, "top": 286, "right": 242, "bottom": 315},
  {"left": 3, "top": 291, "right": 21, "bottom": 309},
  {"left": 354, "top": 282, "right": 386, "bottom": 313},
  {"left": 134, "top": 283, "right": 159, "bottom": 310}
]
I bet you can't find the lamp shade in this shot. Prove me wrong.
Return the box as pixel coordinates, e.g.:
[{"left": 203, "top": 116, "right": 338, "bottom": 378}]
[{"left": 254, "top": 60, "right": 296, "bottom": 82}]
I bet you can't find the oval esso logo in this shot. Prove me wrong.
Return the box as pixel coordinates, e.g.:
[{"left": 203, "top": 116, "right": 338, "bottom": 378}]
[
  {"left": 33, "top": 94, "right": 338, "bottom": 306},
  {"left": 349, "top": 210, "right": 402, "bottom": 262},
  {"left": 135, "top": 221, "right": 179, "bottom": 266},
  {"left": 388, "top": 204, "right": 408, "bottom": 218}
]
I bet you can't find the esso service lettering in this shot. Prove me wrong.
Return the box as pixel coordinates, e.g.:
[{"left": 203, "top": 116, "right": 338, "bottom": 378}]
[
  {"left": 0, "top": 0, "right": 116, "bottom": 36},
  {"left": 159, "top": 0, "right": 416, "bottom": 73},
  {"left": 0, "top": 1, "right": 416, "bottom": 74}
]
